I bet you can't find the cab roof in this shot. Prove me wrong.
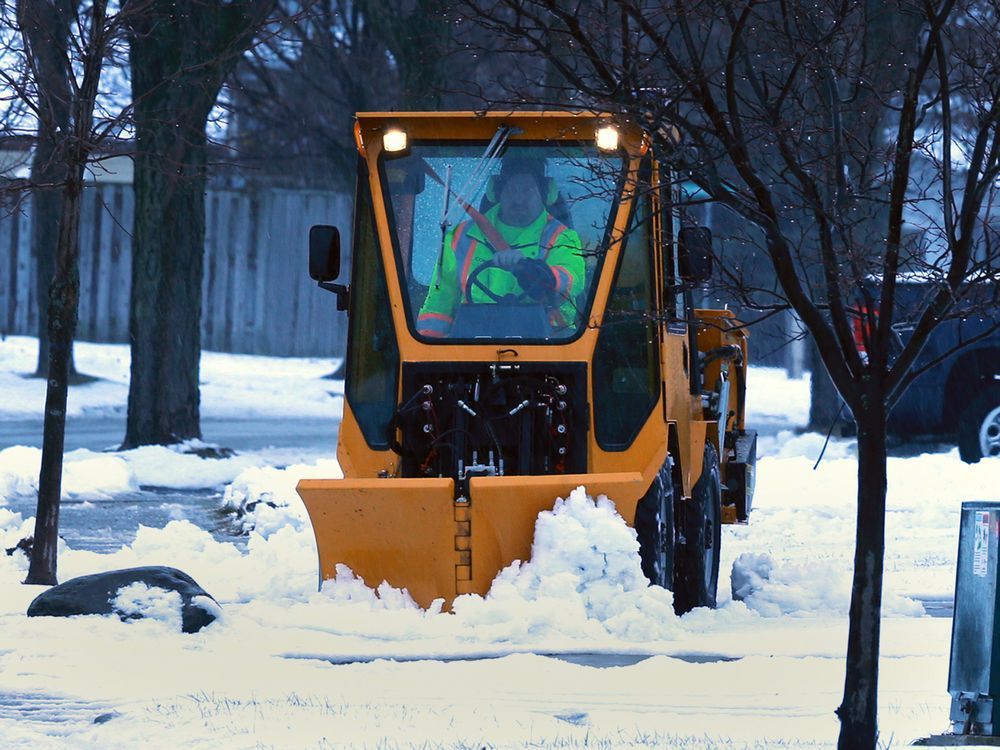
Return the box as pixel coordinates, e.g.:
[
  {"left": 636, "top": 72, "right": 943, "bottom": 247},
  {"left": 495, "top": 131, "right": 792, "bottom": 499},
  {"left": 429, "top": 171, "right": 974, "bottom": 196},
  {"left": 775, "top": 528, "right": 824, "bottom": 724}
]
[{"left": 353, "top": 111, "right": 647, "bottom": 154}]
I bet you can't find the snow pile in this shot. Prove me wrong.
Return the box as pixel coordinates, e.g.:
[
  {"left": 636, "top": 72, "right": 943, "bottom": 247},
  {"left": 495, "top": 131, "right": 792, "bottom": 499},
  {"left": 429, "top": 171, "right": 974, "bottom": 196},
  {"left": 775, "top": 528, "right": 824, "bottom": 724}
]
[
  {"left": 5, "top": 439, "right": 994, "bottom": 626},
  {"left": 0, "top": 446, "right": 46, "bottom": 499},
  {"left": 450, "top": 488, "right": 679, "bottom": 642},
  {"left": 322, "top": 564, "right": 426, "bottom": 611},
  {"left": 0, "top": 507, "right": 34, "bottom": 554},
  {"left": 220, "top": 459, "right": 342, "bottom": 535},
  {"left": 0, "top": 507, "right": 317, "bottom": 606},
  {"left": 731, "top": 556, "right": 924, "bottom": 618},
  {"left": 113, "top": 583, "right": 184, "bottom": 630},
  {"left": 119, "top": 442, "right": 264, "bottom": 489},
  {"left": 731, "top": 552, "right": 773, "bottom": 601},
  {"left": 0, "top": 446, "right": 135, "bottom": 501}
]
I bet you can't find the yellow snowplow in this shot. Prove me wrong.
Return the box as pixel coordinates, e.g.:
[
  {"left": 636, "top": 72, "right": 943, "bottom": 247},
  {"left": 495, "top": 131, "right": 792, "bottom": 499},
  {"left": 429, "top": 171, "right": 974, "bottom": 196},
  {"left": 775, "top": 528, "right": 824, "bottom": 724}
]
[{"left": 298, "top": 112, "right": 756, "bottom": 613}]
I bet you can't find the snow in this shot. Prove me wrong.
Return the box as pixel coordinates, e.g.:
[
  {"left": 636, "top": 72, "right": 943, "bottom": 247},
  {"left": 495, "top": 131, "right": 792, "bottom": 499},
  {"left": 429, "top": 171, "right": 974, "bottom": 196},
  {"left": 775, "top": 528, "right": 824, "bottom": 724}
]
[
  {"left": 731, "top": 551, "right": 773, "bottom": 601},
  {"left": 220, "top": 459, "right": 342, "bottom": 535},
  {"left": 746, "top": 366, "right": 811, "bottom": 429},
  {"left": 0, "top": 442, "right": 278, "bottom": 504},
  {"left": 0, "top": 335, "right": 343, "bottom": 422},
  {"left": 0, "top": 340, "right": 997, "bottom": 747},
  {"left": 112, "top": 583, "right": 185, "bottom": 630},
  {"left": 449, "top": 489, "right": 680, "bottom": 643}
]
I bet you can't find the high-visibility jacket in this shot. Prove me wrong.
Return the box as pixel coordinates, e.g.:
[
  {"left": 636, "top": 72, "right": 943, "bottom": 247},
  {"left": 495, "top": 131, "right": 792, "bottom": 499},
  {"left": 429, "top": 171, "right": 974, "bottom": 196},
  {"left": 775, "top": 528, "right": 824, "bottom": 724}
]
[{"left": 417, "top": 206, "right": 584, "bottom": 337}]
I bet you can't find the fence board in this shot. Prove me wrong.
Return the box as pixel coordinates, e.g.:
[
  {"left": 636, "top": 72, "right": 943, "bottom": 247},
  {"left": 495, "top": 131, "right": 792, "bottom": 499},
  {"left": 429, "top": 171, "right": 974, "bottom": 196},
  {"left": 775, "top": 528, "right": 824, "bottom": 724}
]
[
  {"left": 0, "top": 203, "right": 16, "bottom": 335},
  {"left": 90, "top": 188, "right": 109, "bottom": 339},
  {"left": 221, "top": 193, "right": 236, "bottom": 352},
  {"left": 94, "top": 186, "right": 117, "bottom": 342},
  {"left": 24, "top": 205, "right": 37, "bottom": 336},
  {"left": 202, "top": 192, "right": 220, "bottom": 350},
  {"left": 13, "top": 205, "right": 31, "bottom": 334},
  {"left": 249, "top": 190, "right": 265, "bottom": 353},
  {"left": 228, "top": 195, "right": 251, "bottom": 352},
  {"left": 0, "top": 183, "right": 351, "bottom": 357},
  {"left": 108, "top": 186, "right": 131, "bottom": 341},
  {"left": 80, "top": 188, "right": 102, "bottom": 340}
]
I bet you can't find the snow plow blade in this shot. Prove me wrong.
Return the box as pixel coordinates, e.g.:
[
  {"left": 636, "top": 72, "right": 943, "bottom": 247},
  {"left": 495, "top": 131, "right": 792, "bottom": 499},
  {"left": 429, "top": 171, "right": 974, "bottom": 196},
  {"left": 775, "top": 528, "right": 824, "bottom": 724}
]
[
  {"left": 464, "top": 473, "right": 647, "bottom": 597},
  {"left": 296, "top": 473, "right": 648, "bottom": 609},
  {"left": 297, "top": 478, "right": 459, "bottom": 609}
]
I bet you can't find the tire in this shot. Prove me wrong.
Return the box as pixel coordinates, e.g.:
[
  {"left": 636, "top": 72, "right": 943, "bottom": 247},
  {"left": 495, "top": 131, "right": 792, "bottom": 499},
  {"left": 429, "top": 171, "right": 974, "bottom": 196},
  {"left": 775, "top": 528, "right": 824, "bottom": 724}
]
[
  {"left": 635, "top": 461, "right": 675, "bottom": 589},
  {"left": 673, "top": 442, "right": 722, "bottom": 614},
  {"left": 958, "top": 385, "right": 1000, "bottom": 463}
]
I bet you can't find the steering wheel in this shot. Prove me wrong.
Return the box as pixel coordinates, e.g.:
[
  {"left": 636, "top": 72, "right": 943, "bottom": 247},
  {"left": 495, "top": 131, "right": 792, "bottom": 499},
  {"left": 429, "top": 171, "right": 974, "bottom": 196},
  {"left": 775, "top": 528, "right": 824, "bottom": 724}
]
[{"left": 464, "top": 260, "right": 529, "bottom": 304}]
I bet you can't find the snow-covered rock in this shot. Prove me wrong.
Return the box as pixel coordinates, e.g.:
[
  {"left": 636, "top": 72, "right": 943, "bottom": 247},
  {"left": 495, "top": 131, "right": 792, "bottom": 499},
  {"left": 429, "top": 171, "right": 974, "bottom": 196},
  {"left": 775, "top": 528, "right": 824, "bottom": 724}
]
[{"left": 27, "top": 566, "right": 220, "bottom": 633}]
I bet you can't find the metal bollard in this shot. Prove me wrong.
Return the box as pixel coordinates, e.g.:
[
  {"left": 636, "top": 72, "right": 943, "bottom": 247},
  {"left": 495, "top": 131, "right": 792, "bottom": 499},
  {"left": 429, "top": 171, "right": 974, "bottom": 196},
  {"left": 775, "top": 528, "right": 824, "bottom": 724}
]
[{"left": 948, "top": 502, "right": 1000, "bottom": 736}]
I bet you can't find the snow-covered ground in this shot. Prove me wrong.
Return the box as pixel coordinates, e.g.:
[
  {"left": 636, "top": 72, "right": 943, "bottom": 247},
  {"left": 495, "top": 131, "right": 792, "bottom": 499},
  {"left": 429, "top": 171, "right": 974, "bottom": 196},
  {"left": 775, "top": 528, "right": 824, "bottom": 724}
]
[
  {"left": 0, "top": 341, "right": 997, "bottom": 748},
  {"left": 0, "top": 336, "right": 344, "bottom": 422}
]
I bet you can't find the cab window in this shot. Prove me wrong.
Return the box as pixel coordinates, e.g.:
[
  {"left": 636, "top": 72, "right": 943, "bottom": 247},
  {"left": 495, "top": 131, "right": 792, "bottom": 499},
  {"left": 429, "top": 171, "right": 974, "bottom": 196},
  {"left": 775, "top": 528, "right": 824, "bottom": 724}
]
[
  {"left": 380, "top": 140, "right": 625, "bottom": 342},
  {"left": 593, "top": 167, "right": 660, "bottom": 450},
  {"left": 345, "top": 161, "right": 399, "bottom": 450}
]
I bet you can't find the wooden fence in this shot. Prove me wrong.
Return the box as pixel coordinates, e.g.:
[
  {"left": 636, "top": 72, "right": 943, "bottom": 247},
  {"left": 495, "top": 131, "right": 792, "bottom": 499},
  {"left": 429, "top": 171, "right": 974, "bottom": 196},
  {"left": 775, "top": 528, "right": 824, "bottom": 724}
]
[{"left": 0, "top": 184, "right": 353, "bottom": 357}]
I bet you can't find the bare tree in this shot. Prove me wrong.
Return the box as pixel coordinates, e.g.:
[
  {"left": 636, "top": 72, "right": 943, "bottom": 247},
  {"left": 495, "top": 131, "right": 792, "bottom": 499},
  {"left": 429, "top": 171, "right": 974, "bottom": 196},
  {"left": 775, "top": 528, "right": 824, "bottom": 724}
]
[
  {"left": 228, "top": 0, "right": 398, "bottom": 192},
  {"left": 1, "top": 0, "right": 137, "bottom": 584},
  {"left": 18, "top": 0, "right": 76, "bottom": 380},
  {"left": 229, "top": 0, "right": 465, "bottom": 193},
  {"left": 357, "top": 0, "right": 452, "bottom": 108},
  {"left": 466, "top": 1, "right": 1000, "bottom": 747},
  {"left": 122, "top": 0, "right": 275, "bottom": 448}
]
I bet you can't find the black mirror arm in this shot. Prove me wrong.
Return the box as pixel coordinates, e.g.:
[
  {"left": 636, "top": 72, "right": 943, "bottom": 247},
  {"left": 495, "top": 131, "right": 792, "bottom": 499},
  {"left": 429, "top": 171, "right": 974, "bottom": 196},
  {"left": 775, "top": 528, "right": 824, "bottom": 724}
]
[{"left": 318, "top": 281, "right": 350, "bottom": 312}]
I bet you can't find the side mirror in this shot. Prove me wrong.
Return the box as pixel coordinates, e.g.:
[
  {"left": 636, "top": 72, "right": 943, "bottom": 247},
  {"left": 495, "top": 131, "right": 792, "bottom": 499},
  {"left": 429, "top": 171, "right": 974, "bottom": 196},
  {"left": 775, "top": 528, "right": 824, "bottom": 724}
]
[
  {"left": 309, "top": 225, "right": 349, "bottom": 312},
  {"left": 309, "top": 225, "right": 341, "bottom": 282},
  {"left": 678, "top": 226, "right": 714, "bottom": 283}
]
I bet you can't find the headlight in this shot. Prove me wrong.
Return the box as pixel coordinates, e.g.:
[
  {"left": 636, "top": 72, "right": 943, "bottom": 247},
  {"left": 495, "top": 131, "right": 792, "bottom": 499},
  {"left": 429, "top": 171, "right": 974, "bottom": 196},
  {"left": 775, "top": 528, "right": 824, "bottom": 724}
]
[
  {"left": 595, "top": 126, "right": 619, "bottom": 151},
  {"left": 383, "top": 128, "right": 408, "bottom": 153}
]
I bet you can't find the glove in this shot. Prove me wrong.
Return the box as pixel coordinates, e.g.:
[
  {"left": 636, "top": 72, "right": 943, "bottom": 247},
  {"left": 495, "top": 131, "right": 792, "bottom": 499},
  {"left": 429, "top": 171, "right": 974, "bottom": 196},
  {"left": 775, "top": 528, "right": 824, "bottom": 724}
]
[{"left": 513, "top": 258, "right": 557, "bottom": 301}]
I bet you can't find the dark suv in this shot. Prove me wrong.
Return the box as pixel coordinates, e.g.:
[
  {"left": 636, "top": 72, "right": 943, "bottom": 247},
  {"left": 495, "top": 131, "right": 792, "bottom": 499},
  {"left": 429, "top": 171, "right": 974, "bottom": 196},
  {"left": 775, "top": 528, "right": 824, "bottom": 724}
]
[{"left": 882, "top": 281, "right": 999, "bottom": 462}]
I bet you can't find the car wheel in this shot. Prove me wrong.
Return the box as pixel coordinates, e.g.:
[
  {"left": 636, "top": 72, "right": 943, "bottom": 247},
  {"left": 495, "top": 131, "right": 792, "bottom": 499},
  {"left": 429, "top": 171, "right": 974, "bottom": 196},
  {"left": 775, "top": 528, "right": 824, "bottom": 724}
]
[
  {"left": 958, "top": 385, "right": 1000, "bottom": 463},
  {"left": 635, "top": 460, "right": 675, "bottom": 589},
  {"left": 673, "top": 442, "right": 722, "bottom": 614}
]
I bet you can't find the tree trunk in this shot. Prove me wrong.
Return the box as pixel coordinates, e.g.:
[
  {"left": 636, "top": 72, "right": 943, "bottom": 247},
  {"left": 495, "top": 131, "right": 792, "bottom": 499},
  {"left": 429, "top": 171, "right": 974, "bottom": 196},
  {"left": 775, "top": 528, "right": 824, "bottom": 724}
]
[
  {"left": 809, "top": 336, "right": 844, "bottom": 432},
  {"left": 25, "top": 166, "right": 85, "bottom": 585},
  {"left": 123, "top": 0, "right": 274, "bottom": 448},
  {"left": 123, "top": 112, "right": 208, "bottom": 447},
  {"left": 837, "top": 398, "right": 888, "bottom": 749},
  {"left": 31, "top": 141, "right": 72, "bottom": 378}
]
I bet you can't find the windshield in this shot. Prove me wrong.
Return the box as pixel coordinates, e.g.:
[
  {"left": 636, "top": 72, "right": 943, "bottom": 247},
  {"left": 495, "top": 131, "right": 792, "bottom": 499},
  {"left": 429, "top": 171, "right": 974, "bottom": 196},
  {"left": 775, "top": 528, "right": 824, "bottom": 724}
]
[{"left": 380, "top": 140, "right": 626, "bottom": 342}]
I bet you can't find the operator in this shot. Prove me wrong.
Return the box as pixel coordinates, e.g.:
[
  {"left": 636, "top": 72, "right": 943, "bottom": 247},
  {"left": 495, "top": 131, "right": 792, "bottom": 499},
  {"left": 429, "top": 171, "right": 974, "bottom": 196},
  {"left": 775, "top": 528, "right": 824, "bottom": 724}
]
[{"left": 417, "top": 157, "right": 585, "bottom": 338}]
